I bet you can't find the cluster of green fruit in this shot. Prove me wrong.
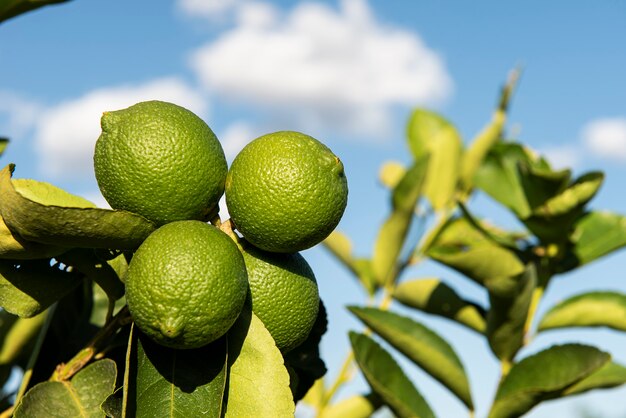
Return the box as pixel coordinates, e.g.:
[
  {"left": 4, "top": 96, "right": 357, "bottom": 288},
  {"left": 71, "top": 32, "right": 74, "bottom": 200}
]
[{"left": 93, "top": 100, "right": 348, "bottom": 353}]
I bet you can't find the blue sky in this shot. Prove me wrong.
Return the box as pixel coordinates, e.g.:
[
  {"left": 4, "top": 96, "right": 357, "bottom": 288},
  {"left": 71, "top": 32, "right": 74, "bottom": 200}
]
[{"left": 2, "top": 1, "right": 626, "bottom": 417}]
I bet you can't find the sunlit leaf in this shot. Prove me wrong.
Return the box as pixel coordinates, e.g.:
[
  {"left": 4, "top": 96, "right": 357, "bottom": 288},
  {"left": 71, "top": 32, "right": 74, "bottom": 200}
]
[
  {"left": 459, "top": 69, "right": 519, "bottom": 194},
  {"left": 393, "top": 278, "right": 486, "bottom": 333},
  {"left": 319, "top": 393, "right": 383, "bottom": 418},
  {"left": 323, "top": 231, "right": 376, "bottom": 294},
  {"left": 14, "top": 359, "right": 117, "bottom": 418},
  {"left": 350, "top": 332, "right": 435, "bottom": 418},
  {"left": 0, "top": 164, "right": 156, "bottom": 250},
  {"left": 379, "top": 161, "right": 406, "bottom": 189},
  {"left": 0, "top": 258, "right": 83, "bottom": 317},
  {"left": 0, "top": 0, "right": 71, "bottom": 24},
  {"left": 125, "top": 330, "right": 227, "bottom": 418},
  {"left": 486, "top": 264, "right": 536, "bottom": 362},
  {"left": 223, "top": 309, "right": 294, "bottom": 418},
  {"left": 532, "top": 172, "right": 603, "bottom": 218},
  {"left": 564, "top": 361, "right": 626, "bottom": 396},
  {"left": 372, "top": 157, "right": 428, "bottom": 286},
  {"left": 0, "top": 215, "right": 66, "bottom": 259},
  {"left": 488, "top": 344, "right": 610, "bottom": 418},
  {"left": 562, "top": 211, "right": 626, "bottom": 269},
  {"left": 0, "top": 310, "right": 46, "bottom": 365},
  {"left": 350, "top": 307, "right": 473, "bottom": 409},
  {"left": 537, "top": 291, "right": 626, "bottom": 332},
  {"left": 407, "top": 109, "right": 462, "bottom": 210}
]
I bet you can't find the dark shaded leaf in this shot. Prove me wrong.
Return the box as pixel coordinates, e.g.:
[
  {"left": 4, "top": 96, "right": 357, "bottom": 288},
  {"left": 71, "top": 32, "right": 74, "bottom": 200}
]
[
  {"left": 125, "top": 330, "right": 227, "bottom": 418},
  {"left": 393, "top": 278, "right": 486, "bottom": 333},
  {"left": 1, "top": 215, "right": 66, "bottom": 259},
  {"left": 349, "top": 332, "right": 435, "bottom": 418},
  {"left": 0, "top": 0, "right": 71, "bottom": 24},
  {"left": 350, "top": 307, "right": 472, "bottom": 409},
  {"left": 0, "top": 258, "right": 83, "bottom": 317},
  {"left": 0, "top": 138, "right": 7, "bottom": 155},
  {"left": 0, "top": 310, "right": 46, "bottom": 366},
  {"left": 0, "top": 164, "right": 156, "bottom": 250},
  {"left": 537, "top": 291, "right": 626, "bottom": 332},
  {"left": 486, "top": 264, "right": 536, "bottom": 361},
  {"left": 101, "top": 387, "right": 123, "bottom": 418},
  {"left": 489, "top": 344, "right": 610, "bottom": 418},
  {"left": 14, "top": 359, "right": 117, "bottom": 418}
]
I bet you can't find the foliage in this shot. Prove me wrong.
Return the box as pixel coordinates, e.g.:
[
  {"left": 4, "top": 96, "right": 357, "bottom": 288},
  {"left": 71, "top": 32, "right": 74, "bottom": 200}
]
[{"left": 2, "top": 4, "right": 626, "bottom": 418}]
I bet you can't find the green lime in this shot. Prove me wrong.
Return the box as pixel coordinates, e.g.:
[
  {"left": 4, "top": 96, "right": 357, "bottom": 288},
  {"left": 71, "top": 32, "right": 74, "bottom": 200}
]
[
  {"left": 241, "top": 242, "right": 319, "bottom": 352},
  {"left": 94, "top": 100, "right": 227, "bottom": 225},
  {"left": 125, "top": 220, "right": 247, "bottom": 349},
  {"left": 225, "top": 131, "right": 348, "bottom": 253}
]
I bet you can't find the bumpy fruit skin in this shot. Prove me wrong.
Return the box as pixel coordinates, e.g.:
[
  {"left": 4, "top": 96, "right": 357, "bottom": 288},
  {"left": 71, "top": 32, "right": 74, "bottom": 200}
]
[
  {"left": 125, "top": 221, "right": 248, "bottom": 349},
  {"left": 241, "top": 242, "right": 319, "bottom": 353},
  {"left": 94, "top": 100, "right": 227, "bottom": 226},
  {"left": 225, "top": 131, "right": 348, "bottom": 253}
]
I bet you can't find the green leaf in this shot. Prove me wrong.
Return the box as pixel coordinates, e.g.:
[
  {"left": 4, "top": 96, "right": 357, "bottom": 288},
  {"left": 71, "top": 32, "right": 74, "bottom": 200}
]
[
  {"left": 349, "top": 331, "right": 435, "bottom": 418},
  {"left": 0, "top": 310, "right": 46, "bottom": 365},
  {"left": 486, "top": 264, "right": 536, "bottom": 362},
  {"left": 372, "top": 157, "right": 428, "bottom": 286},
  {"left": 0, "top": 215, "right": 66, "bottom": 259},
  {"left": 564, "top": 361, "right": 626, "bottom": 396},
  {"left": 319, "top": 393, "right": 383, "bottom": 418},
  {"left": 0, "top": 138, "right": 8, "bottom": 155},
  {"left": 101, "top": 387, "right": 123, "bottom": 418},
  {"left": 532, "top": 172, "right": 603, "bottom": 218},
  {"left": 0, "top": 0, "right": 71, "bottom": 24},
  {"left": 489, "top": 344, "right": 610, "bottom": 418},
  {"left": 125, "top": 330, "right": 227, "bottom": 418},
  {"left": 379, "top": 161, "right": 406, "bottom": 190},
  {"left": 563, "top": 211, "right": 626, "bottom": 269},
  {"left": 350, "top": 307, "right": 473, "bottom": 410},
  {"left": 0, "top": 164, "right": 156, "bottom": 250},
  {"left": 57, "top": 249, "right": 125, "bottom": 301},
  {"left": 459, "top": 69, "right": 519, "bottom": 194},
  {"left": 393, "top": 278, "right": 486, "bottom": 333},
  {"left": 407, "top": 109, "right": 462, "bottom": 210},
  {"left": 14, "top": 359, "right": 117, "bottom": 418},
  {"left": 284, "top": 300, "right": 327, "bottom": 402},
  {"left": 0, "top": 258, "right": 83, "bottom": 317},
  {"left": 223, "top": 309, "right": 295, "bottom": 418},
  {"left": 323, "top": 231, "right": 377, "bottom": 294},
  {"left": 537, "top": 291, "right": 626, "bottom": 332}
]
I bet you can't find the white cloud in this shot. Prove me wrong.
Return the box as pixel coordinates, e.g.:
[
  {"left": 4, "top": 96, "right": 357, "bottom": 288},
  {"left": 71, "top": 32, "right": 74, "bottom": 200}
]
[
  {"left": 539, "top": 145, "right": 581, "bottom": 170},
  {"left": 218, "top": 120, "right": 257, "bottom": 161},
  {"left": 189, "top": 0, "right": 452, "bottom": 137},
  {"left": 0, "top": 91, "right": 42, "bottom": 138},
  {"left": 33, "top": 77, "right": 208, "bottom": 179},
  {"left": 582, "top": 118, "right": 626, "bottom": 161},
  {"left": 177, "top": 0, "right": 240, "bottom": 20}
]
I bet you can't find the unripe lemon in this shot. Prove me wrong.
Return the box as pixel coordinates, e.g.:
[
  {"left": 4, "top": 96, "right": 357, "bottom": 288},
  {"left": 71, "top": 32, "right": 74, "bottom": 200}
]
[
  {"left": 125, "top": 221, "right": 247, "bottom": 349},
  {"left": 241, "top": 242, "right": 319, "bottom": 352},
  {"left": 225, "top": 131, "right": 348, "bottom": 253},
  {"left": 94, "top": 100, "right": 227, "bottom": 225}
]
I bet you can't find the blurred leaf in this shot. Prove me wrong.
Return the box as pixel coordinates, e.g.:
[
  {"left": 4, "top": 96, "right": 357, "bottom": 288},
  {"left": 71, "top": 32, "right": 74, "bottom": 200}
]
[
  {"left": 486, "top": 264, "right": 536, "bottom": 362},
  {"left": 393, "top": 278, "right": 486, "bottom": 333},
  {"left": 320, "top": 393, "right": 383, "bottom": 418},
  {"left": 0, "top": 164, "right": 156, "bottom": 250},
  {"left": 488, "top": 344, "right": 610, "bottom": 418},
  {"left": 0, "top": 0, "right": 71, "bottom": 24},
  {"left": 533, "top": 172, "right": 603, "bottom": 218},
  {"left": 350, "top": 307, "right": 473, "bottom": 409},
  {"left": 0, "top": 258, "right": 83, "bottom": 317},
  {"left": 223, "top": 309, "right": 294, "bottom": 418},
  {"left": 323, "top": 231, "right": 377, "bottom": 294},
  {"left": 0, "top": 310, "right": 46, "bottom": 365},
  {"left": 379, "top": 161, "right": 406, "bottom": 189},
  {"left": 0, "top": 138, "right": 8, "bottom": 155},
  {"left": 284, "top": 299, "right": 328, "bottom": 402},
  {"left": 564, "top": 361, "right": 626, "bottom": 396},
  {"left": 14, "top": 359, "right": 116, "bottom": 418},
  {"left": 349, "top": 332, "right": 435, "bottom": 418},
  {"left": 407, "top": 109, "right": 462, "bottom": 210},
  {"left": 0, "top": 215, "right": 66, "bottom": 259},
  {"left": 457, "top": 202, "right": 524, "bottom": 250},
  {"left": 561, "top": 211, "right": 626, "bottom": 270},
  {"left": 125, "top": 330, "right": 227, "bottom": 418},
  {"left": 459, "top": 69, "right": 519, "bottom": 194},
  {"left": 537, "top": 291, "right": 626, "bottom": 332},
  {"left": 372, "top": 157, "right": 428, "bottom": 286}
]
